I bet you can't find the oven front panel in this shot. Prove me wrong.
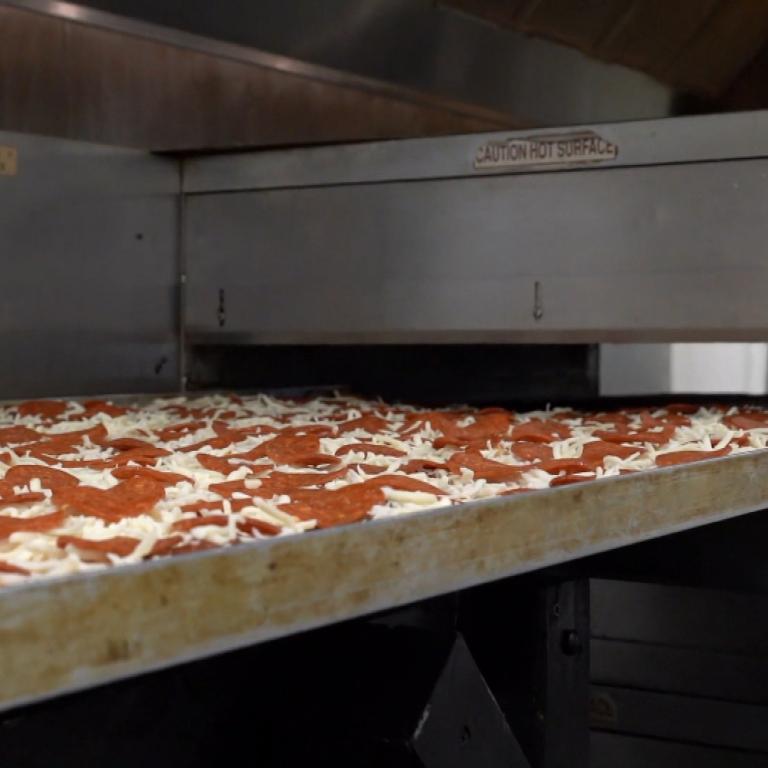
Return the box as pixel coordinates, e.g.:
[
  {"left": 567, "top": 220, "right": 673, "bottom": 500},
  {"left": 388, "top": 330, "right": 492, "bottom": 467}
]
[
  {"left": 184, "top": 159, "right": 768, "bottom": 346},
  {"left": 0, "top": 131, "right": 179, "bottom": 400}
]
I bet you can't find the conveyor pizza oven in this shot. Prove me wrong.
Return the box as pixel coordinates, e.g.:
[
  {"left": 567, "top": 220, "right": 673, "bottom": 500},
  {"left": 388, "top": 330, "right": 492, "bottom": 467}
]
[
  {"left": 180, "top": 111, "right": 768, "bottom": 405},
  {"left": 3, "top": 111, "right": 768, "bottom": 403},
  {"left": 4, "top": 113, "right": 768, "bottom": 764}
]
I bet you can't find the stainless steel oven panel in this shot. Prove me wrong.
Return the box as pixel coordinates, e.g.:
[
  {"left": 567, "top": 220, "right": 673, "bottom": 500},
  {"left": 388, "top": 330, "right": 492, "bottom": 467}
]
[
  {"left": 0, "top": 131, "right": 179, "bottom": 398},
  {"left": 185, "top": 159, "right": 768, "bottom": 344}
]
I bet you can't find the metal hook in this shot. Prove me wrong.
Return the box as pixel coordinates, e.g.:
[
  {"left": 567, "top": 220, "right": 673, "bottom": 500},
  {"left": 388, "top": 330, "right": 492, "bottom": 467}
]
[
  {"left": 217, "top": 288, "right": 226, "bottom": 328},
  {"left": 533, "top": 281, "right": 544, "bottom": 320}
]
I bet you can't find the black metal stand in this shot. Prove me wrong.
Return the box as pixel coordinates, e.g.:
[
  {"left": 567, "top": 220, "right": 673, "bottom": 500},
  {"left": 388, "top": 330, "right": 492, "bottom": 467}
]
[
  {"left": 460, "top": 577, "right": 590, "bottom": 768},
  {"left": 0, "top": 576, "right": 590, "bottom": 767}
]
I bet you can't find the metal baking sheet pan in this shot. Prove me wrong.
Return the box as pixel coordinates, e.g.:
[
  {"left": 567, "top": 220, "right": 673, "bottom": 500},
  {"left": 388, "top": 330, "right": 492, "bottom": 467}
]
[{"left": 2, "top": 446, "right": 768, "bottom": 713}]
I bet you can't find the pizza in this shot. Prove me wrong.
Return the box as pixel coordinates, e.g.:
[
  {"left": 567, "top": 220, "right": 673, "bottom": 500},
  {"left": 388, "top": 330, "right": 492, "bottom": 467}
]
[{"left": 0, "top": 393, "right": 766, "bottom": 586}]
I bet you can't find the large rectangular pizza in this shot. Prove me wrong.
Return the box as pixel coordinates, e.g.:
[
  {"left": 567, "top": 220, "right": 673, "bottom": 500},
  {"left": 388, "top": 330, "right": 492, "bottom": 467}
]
[{"left": 1, "top": 394, "right": 766, "bottom": 586}]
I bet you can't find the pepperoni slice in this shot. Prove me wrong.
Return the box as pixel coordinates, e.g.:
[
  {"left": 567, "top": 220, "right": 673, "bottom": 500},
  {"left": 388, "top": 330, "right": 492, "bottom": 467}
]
[
  {"left": 399, "top": 459, "right": 449, "bottom": 474},
  {"left": 655, "top": 446, "right": 732, "bottom": 467},
  {"left": 196, "top": 453, "right": 239, "bottom": 474},
  {"left": 593, "top": 428, "right": 675, "bottom": 446},
  {"left": 114, "top": 446, "right": 171, "bottom": 463},
  {"left": 335, "top": 443, "right": 406, "bottom": 458},
  {"left": 279, "top": 452, "right": 339, "bottom": 468},
  {"left": 205, "top": 409, "right": 239, "bottom": 420},
  {"left": 499, "top": 487, "right": 534, "bottom": 496},
  {"left": 0, "top": 426, "right": 41, "bottom": 446},
  {"left": 111, "top": 466, "right": 191, "bottom": 485},
  {"left": 214, "top": 468, "right": 347, "bottom": 499},
  {"left": 265, "top": 469, "right": 347, "bottom": 488},
  {"left": 337, "top": 415, "right": 390, "bottom": 435},
  {"left": 635, "top": 411, "right": 666, "bottom": 430},
  {"left": 535, "top": 459, "right": 594, "bottom": 475},
  {"left": 401, "top": 411, "right": 459, "bottom": 434},
  {"left": 237, "top": 518, "right": 280, "bottom": 536},
  {"left": 455, "top": 411, "right": 512, "bottom": 440},
  {"left": 107, "top": 476, "right": 166, "bottom": 509},
  {"left": 222, "top": 437, "right": 291, "bottom": 463},
  {"left": 724, "top": 414, "right": 768, "bottom": 431},
  {"left": 179, "top": 497, "right": 254, "bottom": 514},
  {"left": 224, "top": 434, "right": 339, "bottom": 469},
  {"left": 53, "top": 486, "right": 117, "bottom": 519},
  {"left": 278, "top": 424, "right": 337, "bottom": 438},
  {"left": 0, "top": 509, "right": 68, "bottom": 539},
  {"left": 364, "top": 475, "right": 445, "bottom": 495},
  {"left": 431, "top": 411, "right": 512, "bottom": 448},
  {"left": 585, "top": 412, "right": 630, "bottom": 428},
  {"left": 280, "top": 484, "right": 386, "bottom": 528},
  {"left": 511, "top": 442, "right": 554, "bottom": 462},
  {"left": 172, "top": 515, "right": 229, "bottom": 532},
  {"left": 236, "top": 424, "right": 281, "bottom": 438},
  {"left": 104, "top": 438, "right": 158, "bottom": 452},
  {"left": 0, "top": 560, "right": 30, "bottom": 575},
  {"left": 82, "top": 400, "right": 129, "bottom": 418},
  {"left": 54, "top": 477, "right": 164, "bottom": 522},
  {"left": 665, "top": 403, "right": 699, "bottom": 415},
  {"left": 147, "top": 536, "right": 185, "bottom": 558},
  {"left": 157, "top": 420, "right": 207, "bottom": 442},
  {"left": 179, "top": 500, "right": 226, "bottom": 515},
  {"left": 446, "top": 451, "right": 529, "bottom": 483},
  {"left": 549, "top": 474, "right": 596, "bottom": 487},
  {"left": 580, "top": 441, "right": 639, "bottom": 464},
  {"left": 0, "top": 493, "right": 46, "bottom": 508},
  {"left": 44, "top": 445, "right": 170, "bottom": 470},
  {"left": 168, "top": 540, "right": 220, "bottom": 556},
  {"left": 180, "top": 436, "right": 234, "bottom": 453},
  {"left": 510, "top": 420, "right": 572, "bottom": 443},
  {"left": 57, "top": 535, "right": 140, "bottom": 557},
  {"left": 211, "top": 420, "right": 247, "bottom": 444},
  {"left": 160, "top": 403, "right": 193, "bottom": 419},
  {"left": 348, "top": 463, "right": 389, "bottom": 475},
  {"left": 20, "top": 424, "right": 109, "bottom": 457},
  {"left": 632, "top": 411, "right": 691, "bottom": 430},
  {"left": 39, "top": 457, "right": 118, "bottom": 470},
  {"left": 17, "top": 400, "right": 68, "bottom": 419},
  {"left": 4, "top": 465, "right": 79, "bottom": 490},
  {"left": 207, "top": 478, "right": 252, "bottom": 496}
]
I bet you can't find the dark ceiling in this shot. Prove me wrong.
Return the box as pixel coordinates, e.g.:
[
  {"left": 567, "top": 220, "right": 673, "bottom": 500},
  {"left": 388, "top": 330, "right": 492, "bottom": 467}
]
[{"left": 2, "top": 0, "right": 768, "bottom": 150}]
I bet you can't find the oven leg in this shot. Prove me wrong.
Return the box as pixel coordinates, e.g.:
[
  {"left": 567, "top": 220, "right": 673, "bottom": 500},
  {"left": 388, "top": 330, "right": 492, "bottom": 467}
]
[
  {"left": 460, "top": 577, "right": 591, "bottom": 768},
  {"left": 409, "top": 632, "right": 532, "bottom": 767},
  {"left": 538, "top": 579, "right": 591, "bottom": 768}
]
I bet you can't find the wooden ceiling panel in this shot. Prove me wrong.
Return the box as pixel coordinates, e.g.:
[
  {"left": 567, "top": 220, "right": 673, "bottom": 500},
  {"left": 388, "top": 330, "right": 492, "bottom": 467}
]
[
  {"left": 595, "top": 0, "right": 721, "bottom": 80},
  {"left": 516, "top": 0, "right": 631, "bottom": 50},
  {"left": 667, "top": 0, "right": 768, "bottom": 95},
  {"left": 443, "top": 0, "right": 530, "bottom": 28},
  {"left": 442, "top": 0, "right": 768, "bottom": 96}
]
